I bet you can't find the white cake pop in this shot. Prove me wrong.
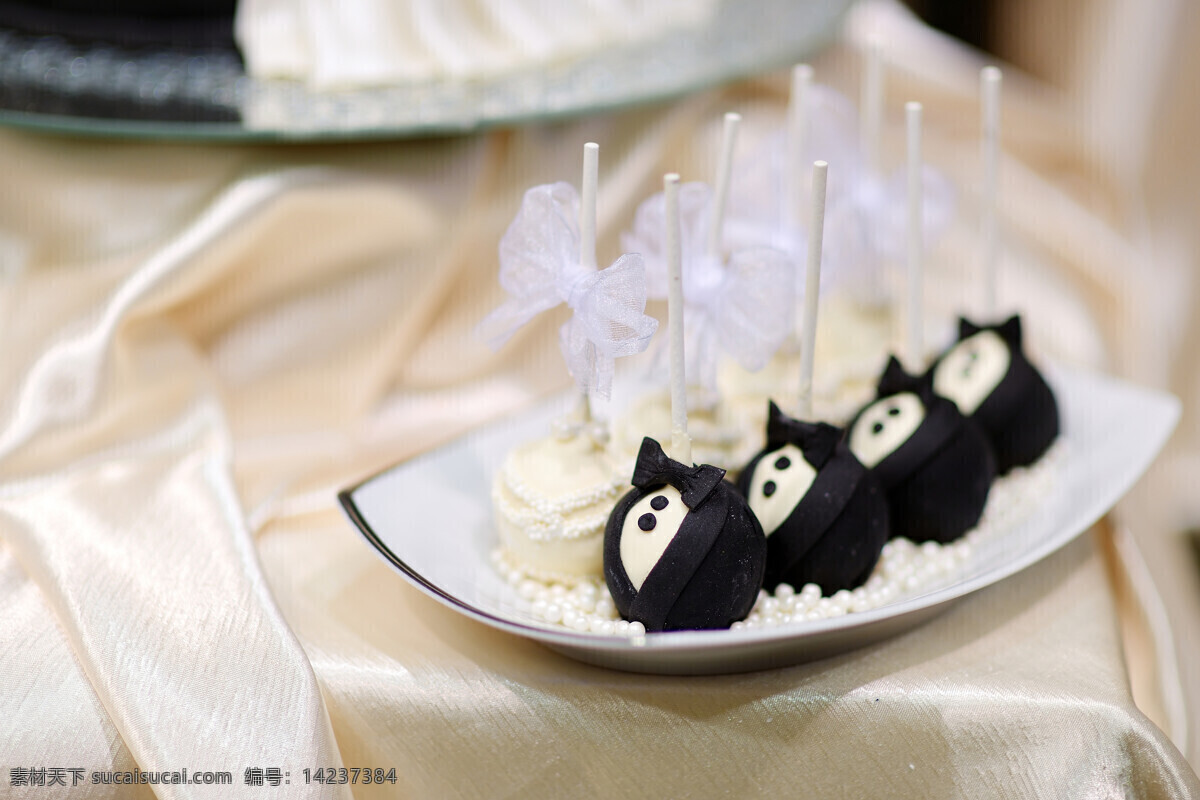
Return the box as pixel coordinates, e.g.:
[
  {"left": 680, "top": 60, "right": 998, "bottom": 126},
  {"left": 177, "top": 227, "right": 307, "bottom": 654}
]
[{"left": 482, "top": 143, "right": 659, "bottom": 581}]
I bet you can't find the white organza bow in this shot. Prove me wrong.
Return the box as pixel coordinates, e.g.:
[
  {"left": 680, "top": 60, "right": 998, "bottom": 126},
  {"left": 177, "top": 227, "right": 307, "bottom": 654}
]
[
  {"left": 480, "top": 181, "right": 658, "bottom": 399},
  {"left": 725, "top": 83, "right": 861, "bottom": 262},
  {"left": 621, "top": 181, "right": 793, "bottom": 392},
  {"left": 822, "top": 163, "right": 955, "bottom": 304},
  {"left": 727, "top": 83, "right": 955, "bottom": 305}
]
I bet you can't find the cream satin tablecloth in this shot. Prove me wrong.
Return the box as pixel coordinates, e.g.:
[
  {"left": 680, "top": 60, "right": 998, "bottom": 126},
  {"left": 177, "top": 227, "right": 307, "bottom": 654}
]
[{"left": 0, "top": 35, "right": 1197, "bottom": 799}]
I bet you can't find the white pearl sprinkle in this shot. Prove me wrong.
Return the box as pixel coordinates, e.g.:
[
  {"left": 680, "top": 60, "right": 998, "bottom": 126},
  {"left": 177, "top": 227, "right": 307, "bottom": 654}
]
[{"left": 495, "top": 441, "right": 1064, "bottom": 636}]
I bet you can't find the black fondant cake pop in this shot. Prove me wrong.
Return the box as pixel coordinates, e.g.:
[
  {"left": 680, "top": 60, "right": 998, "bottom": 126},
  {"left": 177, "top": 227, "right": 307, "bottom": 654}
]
[
  {"left": 737, "top": 402, "right": 889, "bottom": 593},
  {"left": 848, "top": 357, "right": 997, "bottom": 544},
  {"left": 929, "top": 315, "right": 1058, "bottom": 473},
  {"left": 604, "top": 438, "right": 766, "bottom": 632}
]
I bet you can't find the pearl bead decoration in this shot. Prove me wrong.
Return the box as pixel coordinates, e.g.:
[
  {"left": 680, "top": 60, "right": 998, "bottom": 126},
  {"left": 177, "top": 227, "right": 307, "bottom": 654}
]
[{"left": 494, "top": 441, "right": 1063, "bottom": 636}]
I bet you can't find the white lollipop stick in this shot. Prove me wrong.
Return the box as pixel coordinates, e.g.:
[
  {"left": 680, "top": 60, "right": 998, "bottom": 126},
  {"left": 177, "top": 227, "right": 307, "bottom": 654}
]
[
  {"left": 981, "top": 66, "right": 1002, "bottom": 317},
  {"left": 905, "top": 102, "right": 924, "bottom": 369},
  {"left": 784, "top": 64, "right": 814, "bottom": 231},
  {"left": 862, "top": 36, "right": 885, "bottom": 174},
  {"left": 580, "top": 142, "right": 599, "bottom": 270},
  {"left": 797, "top": 161, "right": 828, "bottom": 420},
  {"left": 706, "top": 112, "right": 741, "bottom": 259},
  {"left": 664, "top": 173, "right": 692, "bottom": 465},
  {"left": 577, "top": 141, "right": 599, "bottom": 423}
]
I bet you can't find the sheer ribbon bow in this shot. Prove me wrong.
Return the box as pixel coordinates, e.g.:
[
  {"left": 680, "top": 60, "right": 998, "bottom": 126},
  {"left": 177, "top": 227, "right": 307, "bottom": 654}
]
[
  {"left": 480, "top": 182, "right": 658, "bottom": 399},
  {"left": 622, "top": 181, "right": 793, "bottom": 392},
  {"left": 726, "top": 84, "right": 955, "bottom": 305}
]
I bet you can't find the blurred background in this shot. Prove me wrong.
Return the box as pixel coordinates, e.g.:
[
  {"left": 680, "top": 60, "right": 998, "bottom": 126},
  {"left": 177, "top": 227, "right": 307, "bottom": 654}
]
[{"left": 918, "top": 0, "right": 1200, "bottom": 742}]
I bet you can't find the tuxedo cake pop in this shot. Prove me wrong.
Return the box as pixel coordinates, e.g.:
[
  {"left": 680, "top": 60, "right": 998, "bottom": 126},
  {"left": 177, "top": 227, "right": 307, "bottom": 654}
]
[
  {"left": 848, "top": 357, "right": 996, "bottom": 544},
  {"left": 604, "top": 438, "right": 766, "bottom": 632},
  {"left": 738, "top": 402, "right": 889, "bottom": 593},
  {"left": 929, "top": 315, "right": 1058, "bottom": 473}
]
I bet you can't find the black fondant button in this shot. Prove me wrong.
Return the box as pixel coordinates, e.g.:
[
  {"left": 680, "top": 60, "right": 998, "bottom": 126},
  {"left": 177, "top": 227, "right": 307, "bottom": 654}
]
[
  {"left": 650, "top": 495, "right": 668, "bottom": 511},
  {"left": 774, "top": 456, "right": 791, "bottom": 470},
  {"left": 638, "top": 513, "right": 657, "bottom": 531},
  {"left": 763, "top": 480, "right": 777, "bottom": 497}
]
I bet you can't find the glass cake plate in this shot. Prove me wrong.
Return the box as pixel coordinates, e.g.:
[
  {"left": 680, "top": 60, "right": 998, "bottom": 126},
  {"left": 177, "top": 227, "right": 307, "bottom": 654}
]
[
  {"left": 338, "top": 363, "right": 1179, "bottom": 675},
  {"left": 0, "top": 0, "right": 852, "bottom": 141}
]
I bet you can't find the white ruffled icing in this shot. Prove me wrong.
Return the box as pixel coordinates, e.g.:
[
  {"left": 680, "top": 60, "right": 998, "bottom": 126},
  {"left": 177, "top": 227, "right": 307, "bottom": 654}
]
[
  {"left": 236, "top": 0, "right": 719, "bottom": 91},
  {"left": 609, "top": 388, "right": 762, "bottom": 477}
]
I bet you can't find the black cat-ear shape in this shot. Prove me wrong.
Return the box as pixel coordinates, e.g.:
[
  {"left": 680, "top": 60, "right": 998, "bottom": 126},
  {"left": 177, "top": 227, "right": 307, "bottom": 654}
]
[
  {"left": 999, "top": 314, "right": 1022, "bottom": 346},
  {"left": 768, "top": 400, "right": 788, "bottom": 426},
  {"left": 918, "top": 373, "right": 938, "bottom": 404},
  {"left": 764, "top": 400, "right": 841, "bottom": 469},
  {"left": 879, "top": 355, "right": 937, "bottom": 403},
  {"left": 878, "top": 355, "right": 916, "bottom": 397},
  {"left": 765, "top": 400, "right": 793, "bottom": 449},
  {"left": 958, "top": 317, "right": 981, "bottom": 339},
  {"left": 630, "top": 437, "right": 725, "bottom": 510}
]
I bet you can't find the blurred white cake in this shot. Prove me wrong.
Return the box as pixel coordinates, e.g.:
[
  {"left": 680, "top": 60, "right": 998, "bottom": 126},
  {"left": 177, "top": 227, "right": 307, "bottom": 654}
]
[
  {"left": 236, "top": 0, "right": 717, "bottom": 90},
  {"left": 609, "top": 388, "right": 761, "bottom": 478}
]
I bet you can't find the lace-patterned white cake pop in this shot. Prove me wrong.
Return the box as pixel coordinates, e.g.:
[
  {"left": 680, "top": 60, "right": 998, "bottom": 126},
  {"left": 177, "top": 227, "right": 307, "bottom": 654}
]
[{"left": 481, "top": 143, "right": 659, "bottom": 582}]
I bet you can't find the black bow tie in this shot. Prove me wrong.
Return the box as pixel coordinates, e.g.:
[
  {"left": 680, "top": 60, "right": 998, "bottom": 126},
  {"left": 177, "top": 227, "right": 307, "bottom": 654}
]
[
  {"left": 630, "top": 438, "right": 725, "bottom": 511},
  {"left": 764, "top": 400, "right": 842, "bottom": 469}
]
